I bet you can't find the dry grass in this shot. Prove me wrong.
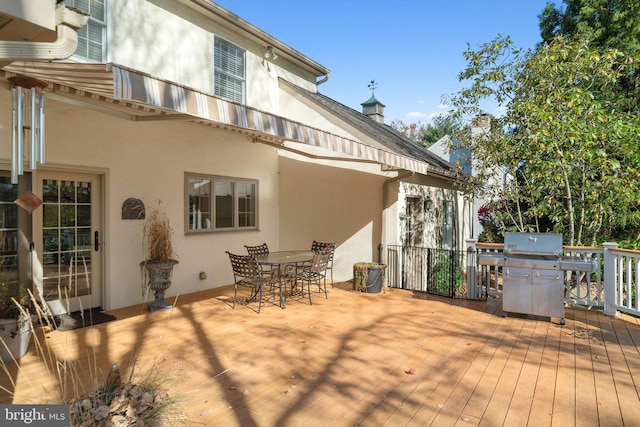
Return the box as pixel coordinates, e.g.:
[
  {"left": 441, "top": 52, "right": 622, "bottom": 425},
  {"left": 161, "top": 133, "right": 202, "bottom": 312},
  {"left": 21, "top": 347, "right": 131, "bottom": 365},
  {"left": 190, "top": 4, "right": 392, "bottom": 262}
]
[
  {"left": 0, "top": 293, "right": 187, "bottom": 426},
  {"left": 142, "top": 203, "right": 176, "bottom": 263}
]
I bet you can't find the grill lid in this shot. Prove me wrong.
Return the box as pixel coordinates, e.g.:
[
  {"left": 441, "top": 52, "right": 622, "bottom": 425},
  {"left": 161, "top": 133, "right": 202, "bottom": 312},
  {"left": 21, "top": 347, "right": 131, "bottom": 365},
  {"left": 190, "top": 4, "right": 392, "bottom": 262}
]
[
  {"left": 478, "top": 232, "right": 596, "bottom": 272},
  {"left": 504, "top": 232, "right": 562, "bottom": 258}
]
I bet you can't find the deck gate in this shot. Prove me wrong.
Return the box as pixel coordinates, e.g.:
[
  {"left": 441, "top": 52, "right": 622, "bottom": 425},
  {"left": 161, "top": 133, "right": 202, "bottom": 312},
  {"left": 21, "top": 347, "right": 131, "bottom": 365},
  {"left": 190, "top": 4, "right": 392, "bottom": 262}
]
[{"left": 385, "top": 245, "right": 465, "bottom": 298}]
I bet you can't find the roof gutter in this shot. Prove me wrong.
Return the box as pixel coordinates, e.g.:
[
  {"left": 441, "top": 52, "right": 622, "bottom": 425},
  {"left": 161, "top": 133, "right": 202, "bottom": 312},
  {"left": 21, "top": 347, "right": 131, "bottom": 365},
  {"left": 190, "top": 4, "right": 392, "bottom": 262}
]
[{"left": 0, "top": 5, "right": 89, "bottom": 62}]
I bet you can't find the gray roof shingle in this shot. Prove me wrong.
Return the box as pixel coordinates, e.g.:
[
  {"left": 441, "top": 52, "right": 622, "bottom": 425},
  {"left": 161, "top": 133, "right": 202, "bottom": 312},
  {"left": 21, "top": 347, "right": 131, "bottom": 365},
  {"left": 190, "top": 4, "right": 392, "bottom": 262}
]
[{"left": 283, "top": 80, "right": 460, "bottom": 179}]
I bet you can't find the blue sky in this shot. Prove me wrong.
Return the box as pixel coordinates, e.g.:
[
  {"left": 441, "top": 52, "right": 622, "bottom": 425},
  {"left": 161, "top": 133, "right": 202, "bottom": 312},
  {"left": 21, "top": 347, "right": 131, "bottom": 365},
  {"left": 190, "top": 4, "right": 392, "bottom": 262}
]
[{"left": 214, "top": 1, "right": 553, "bottom": 124}]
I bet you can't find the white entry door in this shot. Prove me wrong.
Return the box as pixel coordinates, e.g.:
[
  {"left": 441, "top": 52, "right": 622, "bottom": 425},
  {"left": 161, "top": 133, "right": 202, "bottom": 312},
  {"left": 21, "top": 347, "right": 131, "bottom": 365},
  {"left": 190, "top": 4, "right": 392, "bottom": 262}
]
[{"left": 34, "top": 172, "right": 102, "bottom": 315}]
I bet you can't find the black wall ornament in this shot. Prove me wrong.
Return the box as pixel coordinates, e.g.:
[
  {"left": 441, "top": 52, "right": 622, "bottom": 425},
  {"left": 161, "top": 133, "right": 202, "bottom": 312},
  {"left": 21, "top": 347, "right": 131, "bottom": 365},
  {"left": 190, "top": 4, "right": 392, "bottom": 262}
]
[{"left": 122, "top": 198, "right": 145, "bottom": 220}]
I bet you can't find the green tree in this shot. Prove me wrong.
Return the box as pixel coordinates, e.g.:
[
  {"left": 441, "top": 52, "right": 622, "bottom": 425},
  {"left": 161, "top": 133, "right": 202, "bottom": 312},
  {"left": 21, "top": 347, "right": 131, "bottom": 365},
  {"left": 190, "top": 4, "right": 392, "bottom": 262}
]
[
  {"left": 539, "top": 0, "right": 640, "bottom": 50},
  {"left": 538, "top": 0, "right": 640, "bottom": 112},
  {"left": 446, "top": 34, "right": 640, "bottom": 246},
  {"left": 420, "top": 114, "right": 463, "bottom": 147}
]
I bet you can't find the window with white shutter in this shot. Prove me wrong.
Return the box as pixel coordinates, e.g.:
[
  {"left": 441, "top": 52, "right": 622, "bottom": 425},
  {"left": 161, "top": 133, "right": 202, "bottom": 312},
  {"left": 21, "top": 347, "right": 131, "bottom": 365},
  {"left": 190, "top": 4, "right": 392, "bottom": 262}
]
[{"left": 214, "top": 37, "right": 245, "bottom": 104}]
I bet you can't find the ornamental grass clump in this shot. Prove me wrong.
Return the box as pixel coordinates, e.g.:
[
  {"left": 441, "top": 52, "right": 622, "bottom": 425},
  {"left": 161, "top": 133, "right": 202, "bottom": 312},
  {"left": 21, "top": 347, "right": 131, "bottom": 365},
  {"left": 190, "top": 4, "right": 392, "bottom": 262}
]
[{"left": 142, "top": 206, "right": 176, "bottom": 263}]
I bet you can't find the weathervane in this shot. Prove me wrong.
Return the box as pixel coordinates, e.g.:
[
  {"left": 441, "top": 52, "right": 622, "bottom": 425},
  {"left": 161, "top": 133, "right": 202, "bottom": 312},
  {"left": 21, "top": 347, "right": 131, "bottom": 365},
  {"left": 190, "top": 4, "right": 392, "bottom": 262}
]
[{"left": 368, "top": 79, "right": 377, "bottom": 96}]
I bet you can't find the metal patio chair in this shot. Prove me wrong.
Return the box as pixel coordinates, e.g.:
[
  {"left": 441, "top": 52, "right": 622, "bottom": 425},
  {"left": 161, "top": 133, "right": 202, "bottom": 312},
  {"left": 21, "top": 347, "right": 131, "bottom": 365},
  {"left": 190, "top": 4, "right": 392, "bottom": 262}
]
[
  {"left": 311, "top": 240, "right": 337, "bottom": 289},
  {"left": 226, "top": 251, "right": 281, "bottom": 313},
  {"left": 288, "top": 250, "right": 331, "bottom": 305},
  {"left": 245, "top": 242, "right": 269, "bottom": 257},
  {"left": 245, "top": 242, "right": 277, "bottom": 276}
]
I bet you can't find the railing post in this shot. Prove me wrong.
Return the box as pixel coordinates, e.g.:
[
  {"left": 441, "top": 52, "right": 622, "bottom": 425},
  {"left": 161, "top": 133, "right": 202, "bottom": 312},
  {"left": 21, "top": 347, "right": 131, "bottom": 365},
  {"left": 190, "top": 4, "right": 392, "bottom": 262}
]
[
  {"left": 466, "top": 238, "right": 478, "bottom": 300},
  {"left": 603, "top": 242, "right": 618, "bottom": 317}
]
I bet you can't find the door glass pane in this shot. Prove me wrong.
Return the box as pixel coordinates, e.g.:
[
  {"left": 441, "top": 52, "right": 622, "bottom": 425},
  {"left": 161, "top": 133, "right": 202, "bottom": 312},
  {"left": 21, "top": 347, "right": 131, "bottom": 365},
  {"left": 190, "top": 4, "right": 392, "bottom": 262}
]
[
  {"left": 78, "top": 205, "right": 91, "bottom": 226},
  {"left": 43, "top": 180, "right": 92, "bottom": 301},
  {"left": 215, "top": 180, "right": 234, "bottom": 229},
  {"left": 0, "top": 178, "right": 18, "bottom": 287},
  {"left": 0, "top": 205, "right": 17, "bottom": 228},
  {"left": 77, "top": 182, "right": 91, "bottom": 203},
  {"left": 42, "top": 179, "right": 59, "bottom": 203},
  {"left": 61, "top": 205, "right": 76, "bottom": 227}
]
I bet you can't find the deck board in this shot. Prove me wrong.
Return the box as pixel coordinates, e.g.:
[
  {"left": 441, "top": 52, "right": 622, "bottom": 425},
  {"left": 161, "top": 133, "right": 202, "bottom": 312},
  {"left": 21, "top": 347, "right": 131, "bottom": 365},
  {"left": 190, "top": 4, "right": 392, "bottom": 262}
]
[
  {"left": 589, "top": 311, "right": 625, "bottom": 426},
  {"left": 554, "top": 306, "right": 578, "bottom": 426},
  {"left": 573, "top": 307, "right": 599, "bottom": 427},
  {"left": 2, "top": 283, "right": 640, "bottom": 426}
]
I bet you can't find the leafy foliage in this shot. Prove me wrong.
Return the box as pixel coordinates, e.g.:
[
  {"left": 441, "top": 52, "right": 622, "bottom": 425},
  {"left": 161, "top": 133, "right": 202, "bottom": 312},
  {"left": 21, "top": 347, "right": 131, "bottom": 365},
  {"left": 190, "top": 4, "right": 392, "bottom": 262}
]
[
  {"left": 446, "top": 34, "right": 640, "bottom": 246},
  {"left": 431, "top": 252, "right": 465, "bottom": 296},
  {"left": 477, "top": 203, "right": 505, "bottom": 243},
  {"left": 538, "top": 0, "right": 640, "bottom": 113},
  {"left": 420, "top": 114, "right": 464, "bottom": 147}
]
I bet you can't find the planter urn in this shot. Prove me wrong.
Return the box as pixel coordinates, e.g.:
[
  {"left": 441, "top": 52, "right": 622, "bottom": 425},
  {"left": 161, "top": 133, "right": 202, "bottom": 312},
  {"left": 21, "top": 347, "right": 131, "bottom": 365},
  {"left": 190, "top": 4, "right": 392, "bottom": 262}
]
[
  {"left": 142, "top": 259, "right": 178, "bottom": 312},
  {"left": 0, "top": 316, "right": 32, "bottom": 362}
]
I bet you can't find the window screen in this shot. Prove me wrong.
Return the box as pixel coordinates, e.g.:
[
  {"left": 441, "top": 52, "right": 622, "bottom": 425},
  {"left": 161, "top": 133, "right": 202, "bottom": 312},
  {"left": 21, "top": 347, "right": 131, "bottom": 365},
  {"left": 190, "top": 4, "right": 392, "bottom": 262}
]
[{"left": 214, "top": 38, "right": 245, "bottom": 103}]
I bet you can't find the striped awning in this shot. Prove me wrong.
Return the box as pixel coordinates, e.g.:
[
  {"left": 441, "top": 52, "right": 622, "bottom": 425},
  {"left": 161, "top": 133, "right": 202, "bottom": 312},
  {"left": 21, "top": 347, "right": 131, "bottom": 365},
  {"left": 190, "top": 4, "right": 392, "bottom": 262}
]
[{"left": 2, "top": 62, "right": 430, "bottom": 175}]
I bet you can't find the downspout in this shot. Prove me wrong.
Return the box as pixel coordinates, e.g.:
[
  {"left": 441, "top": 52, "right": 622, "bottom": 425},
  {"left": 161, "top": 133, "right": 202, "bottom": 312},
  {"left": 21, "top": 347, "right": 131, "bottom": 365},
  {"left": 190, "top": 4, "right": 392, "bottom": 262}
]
[
  {"left": 381, "top": 170, "right": 416, "bottom": 265},
  {"left": 316, "top": 72, "right": 330, "bottom": 86},
  {"left": 0, "top": 6, "right": 89, "bottom": 62}
]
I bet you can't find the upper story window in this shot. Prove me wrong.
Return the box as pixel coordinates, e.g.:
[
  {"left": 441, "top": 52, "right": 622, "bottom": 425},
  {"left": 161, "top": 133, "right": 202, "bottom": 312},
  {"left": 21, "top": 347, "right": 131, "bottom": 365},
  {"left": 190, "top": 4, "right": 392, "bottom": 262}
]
[
  {"left": 63, "top": 0, "right": 106, "bottom": 62},
  {"left": 214, "top": 37, "right": 245, "bottom": 104},
  {"left": 185, "top": 173, "right": 257, "bottom": 234}
]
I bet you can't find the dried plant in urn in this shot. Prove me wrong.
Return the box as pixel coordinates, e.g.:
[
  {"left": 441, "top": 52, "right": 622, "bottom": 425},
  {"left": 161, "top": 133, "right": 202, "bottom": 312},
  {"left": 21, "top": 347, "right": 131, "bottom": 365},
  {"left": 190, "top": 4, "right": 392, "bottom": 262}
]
[{"left": 141, "top": 203, "right": 178, "bottom": 312}]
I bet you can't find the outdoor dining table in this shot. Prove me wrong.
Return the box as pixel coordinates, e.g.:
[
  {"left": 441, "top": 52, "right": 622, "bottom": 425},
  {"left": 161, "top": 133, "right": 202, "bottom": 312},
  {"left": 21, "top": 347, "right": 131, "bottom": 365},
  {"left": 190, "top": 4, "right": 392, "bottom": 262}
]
[{"left": 255, "top": 250, "right": 315, "bottom": 309}]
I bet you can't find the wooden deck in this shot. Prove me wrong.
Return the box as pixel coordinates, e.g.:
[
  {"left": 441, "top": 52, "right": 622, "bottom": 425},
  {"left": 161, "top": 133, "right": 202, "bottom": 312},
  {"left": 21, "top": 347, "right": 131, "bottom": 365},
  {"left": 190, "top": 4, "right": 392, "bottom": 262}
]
[{"left": 2, "top": 282, "right": 640, "bottom": 426}]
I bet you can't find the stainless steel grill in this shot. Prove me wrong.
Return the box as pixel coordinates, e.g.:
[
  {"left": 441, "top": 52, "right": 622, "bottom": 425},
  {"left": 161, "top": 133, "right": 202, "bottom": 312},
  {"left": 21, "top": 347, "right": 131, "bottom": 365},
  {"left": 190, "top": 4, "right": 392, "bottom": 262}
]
[{"left": 478, "top": 232, "right": 596, "bottom": 324}]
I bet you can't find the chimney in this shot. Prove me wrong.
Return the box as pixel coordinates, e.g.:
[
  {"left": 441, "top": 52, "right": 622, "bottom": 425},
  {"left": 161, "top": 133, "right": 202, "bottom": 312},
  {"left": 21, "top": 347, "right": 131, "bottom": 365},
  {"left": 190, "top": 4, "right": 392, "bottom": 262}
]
[
  {"left": 471, "top": 114, "right": 490, "bottom": 139},
  {"left": 361, "top": 80, "right": 385, "bottom": 124}
]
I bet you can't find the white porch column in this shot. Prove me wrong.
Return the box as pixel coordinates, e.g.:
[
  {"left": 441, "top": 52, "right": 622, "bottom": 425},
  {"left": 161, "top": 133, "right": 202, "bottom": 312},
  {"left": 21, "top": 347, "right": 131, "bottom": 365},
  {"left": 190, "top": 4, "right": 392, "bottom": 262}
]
[
  {"left": 466, "top": 238, "right": 478, "bottom": 300},
  {"left": 603, "top": 242, "right": 618, "bottom": 317}
]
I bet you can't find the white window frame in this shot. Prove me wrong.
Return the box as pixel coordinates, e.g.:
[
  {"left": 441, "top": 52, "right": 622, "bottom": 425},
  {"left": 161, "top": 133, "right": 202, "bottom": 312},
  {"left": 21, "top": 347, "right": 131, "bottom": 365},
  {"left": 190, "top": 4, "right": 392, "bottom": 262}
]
[
  {"left": 63, "top": 0, "right": 107, "bottom": 62},
  {"left": 213, "top": 36, "right": 246, "bottom": 104},
  {"left": 185, "top": 173, "right": 258, "bottom": 234}
]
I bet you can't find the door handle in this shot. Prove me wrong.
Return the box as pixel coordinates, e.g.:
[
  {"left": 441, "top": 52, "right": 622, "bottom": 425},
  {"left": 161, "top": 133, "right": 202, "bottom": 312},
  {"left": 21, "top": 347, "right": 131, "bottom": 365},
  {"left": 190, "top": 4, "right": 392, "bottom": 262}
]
[{"left": 94, "top": 230, "right": 100, "bottom": 251}]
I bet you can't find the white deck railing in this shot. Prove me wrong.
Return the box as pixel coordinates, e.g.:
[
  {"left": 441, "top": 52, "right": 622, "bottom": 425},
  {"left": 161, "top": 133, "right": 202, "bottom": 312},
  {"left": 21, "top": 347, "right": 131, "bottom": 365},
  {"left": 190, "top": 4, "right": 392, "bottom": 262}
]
[{"left": 466, "top": 239, "right": 639, "bottom": 318}]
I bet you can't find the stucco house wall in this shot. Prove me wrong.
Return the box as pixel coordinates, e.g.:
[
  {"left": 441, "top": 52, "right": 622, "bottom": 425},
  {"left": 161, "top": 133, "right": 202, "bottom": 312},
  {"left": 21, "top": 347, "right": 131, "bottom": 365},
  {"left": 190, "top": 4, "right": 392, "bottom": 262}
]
[
  {"left": 109, "top": 0, "right": 318, "bottom": 115},
  {"left": 0, "top": 88, "right": 283, "bottom": 309},
  {"left": 278, "top": 153, "right": 392, "bottom": 282},
  {"left": 0, "top": 0, "right": 470, "bottom": 312}
]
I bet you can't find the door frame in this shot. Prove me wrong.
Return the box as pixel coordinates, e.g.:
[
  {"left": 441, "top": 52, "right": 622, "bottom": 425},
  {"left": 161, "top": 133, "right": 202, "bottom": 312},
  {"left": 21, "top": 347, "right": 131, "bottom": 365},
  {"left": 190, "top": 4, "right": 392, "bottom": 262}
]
[{"left": 32, "top": 169, "right": 105, "bottom": 315}]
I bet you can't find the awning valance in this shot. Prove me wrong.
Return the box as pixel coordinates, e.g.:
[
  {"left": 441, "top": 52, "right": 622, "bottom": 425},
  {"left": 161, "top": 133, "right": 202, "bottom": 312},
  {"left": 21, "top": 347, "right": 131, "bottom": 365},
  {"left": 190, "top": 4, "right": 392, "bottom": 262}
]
[{"left": 2, "top": 62, "right": 430, "bottom": 175}]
